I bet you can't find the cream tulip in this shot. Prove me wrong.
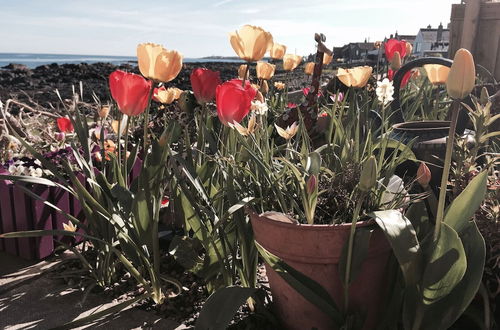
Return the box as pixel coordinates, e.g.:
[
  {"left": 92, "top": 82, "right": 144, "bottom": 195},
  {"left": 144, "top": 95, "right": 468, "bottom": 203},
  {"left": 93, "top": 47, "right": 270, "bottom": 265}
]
[
  {"left": 270, "top": 43, "right": 287, "bottom": 59},
  {"left": 424, "top": 64, "right": 450, "bottom": 85},
  {"left": 446, "top": 48, "right": 476, "bottom": 100},
  {"left": 323, "top": 53, "right": 333, "bottom": 66},
  {"left": 229, "top": 25, "right": 273, "bottom": 62},
  {"left": 304, "top": 62, "right": 315, "bottom": 75},
  {"left": 336, "top": 66, "right": 373, "bottom": 88},
  {"left": 137, "top": 43, "right": 183, "bottom": 83},
  {"left": 154, "top": 87, "right": 183, "bottom": 104},
  {"left": 256, "top": 61, "right": 276, "bottom": 80},
  {"left": 283, "top": 54, "right": 302, "bottom": 71}
]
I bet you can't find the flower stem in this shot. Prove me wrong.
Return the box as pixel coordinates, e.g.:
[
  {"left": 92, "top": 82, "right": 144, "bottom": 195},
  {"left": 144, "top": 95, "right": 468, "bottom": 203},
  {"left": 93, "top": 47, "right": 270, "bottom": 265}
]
[
  {"left": 434, "top": 100, "right": 460, "bottom": 241},
  {"left": 142, "top": 84, "right": 156, "bottom": 165},
  {"left": 343, "top": 192, "right": 366, "bottom": 311}
]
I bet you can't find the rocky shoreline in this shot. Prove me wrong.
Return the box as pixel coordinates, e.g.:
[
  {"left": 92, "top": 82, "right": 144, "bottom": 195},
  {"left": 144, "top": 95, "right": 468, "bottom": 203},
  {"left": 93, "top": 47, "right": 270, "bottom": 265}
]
[{"left": 0, "top": 61, "right": 311, "bottom": 110}]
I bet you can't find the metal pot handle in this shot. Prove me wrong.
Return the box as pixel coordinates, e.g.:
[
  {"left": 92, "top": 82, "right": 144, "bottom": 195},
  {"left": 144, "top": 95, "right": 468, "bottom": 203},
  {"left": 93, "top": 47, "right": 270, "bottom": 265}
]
[{"left": 391, "top": 57, "right": 453, "bottom": 123}]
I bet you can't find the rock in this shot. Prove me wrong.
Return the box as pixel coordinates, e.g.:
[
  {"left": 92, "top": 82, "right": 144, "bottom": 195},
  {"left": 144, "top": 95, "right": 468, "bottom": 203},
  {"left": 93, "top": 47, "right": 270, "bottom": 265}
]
[{"left": 2, "top": 63, "right": 29, "bottom": 71}]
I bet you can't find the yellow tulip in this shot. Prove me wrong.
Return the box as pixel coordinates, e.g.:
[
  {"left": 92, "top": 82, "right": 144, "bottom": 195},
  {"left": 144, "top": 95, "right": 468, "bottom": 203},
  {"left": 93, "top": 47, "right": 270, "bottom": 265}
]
[
  {"left": 256, "top": 61, "right": 275, "bottom": 80},
  {"left": 446, "top": 48, "right": 476, "bottom": 99},
  {"left": 283, "top": 54, "right": 302, "bottom": 71},
  {"left": 274, "top": 81, "right": 285, "bottom": 90},
  {"left": 390, "top": 51, "right": 401, "bottom": 70},
  {"left": 137, "top": 43, "right": 183, "bottom": 82},
  {"left": 154, "top": 87, "right": 183, "bottom": 104},
  {"left": 323, "top": 53, "right": 333, "bottom": 66},
  {"left": 238, "top": 64, "right": 248, "bottom": 79},
  {"left": 275, "top": 122, "right": 299, "bottom": 140},
  {"left": 229, "top": 25, "right": 273, "bottom": 62},
  {"left": 304, "top": 62, "right": 315, "bottom": 75},
  {"left": 336, "top": 66, "right": 373, "bottom": 88},
  {"left": 423, "top": 64, "right": 450, "bottom": 85},
  {"left": 270, "top": 43, "right": 287, "bottom": 60}
]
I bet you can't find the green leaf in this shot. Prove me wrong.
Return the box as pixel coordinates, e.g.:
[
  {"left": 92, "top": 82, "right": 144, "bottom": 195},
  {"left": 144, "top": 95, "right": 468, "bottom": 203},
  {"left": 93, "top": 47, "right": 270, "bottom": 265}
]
[
  {"left": 444, "top": 170, "right": 487, "bottom": 234},
  {"left": 169, "top": 236, "right": 204, "bottom": 274},
  {"left": 338, "top": 228, "right": 373, "bottom": 285},
  {"left": 195, "top": 286, "right": 256, "bottom": 330},
  {"left": 372, "top": 210, "right": 422, "bottom": 285},
  {"left": 421, "top": 223, "right": 466, "bottom": 305},
  {"left": 418, "top": 221, "right": 486, "bottom": 329},
  {"left": 255, "top": 242, "right": 344, "bottom": 326}
]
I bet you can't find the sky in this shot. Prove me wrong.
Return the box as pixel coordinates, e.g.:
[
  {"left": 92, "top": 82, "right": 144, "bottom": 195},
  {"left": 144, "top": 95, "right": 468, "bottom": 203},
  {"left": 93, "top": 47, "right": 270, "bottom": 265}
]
[{"left": 0, "top": 0, "right": 458, "bottom": 58}]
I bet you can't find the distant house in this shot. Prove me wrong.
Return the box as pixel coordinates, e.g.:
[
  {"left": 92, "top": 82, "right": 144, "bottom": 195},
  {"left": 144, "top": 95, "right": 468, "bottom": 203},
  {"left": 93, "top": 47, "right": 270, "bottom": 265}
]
[
  {"left": 413, "top": 23, "right": 450, "bottom": 57},
  {"left": 336, "top": 42, "right": 376, "bottom": 65}
]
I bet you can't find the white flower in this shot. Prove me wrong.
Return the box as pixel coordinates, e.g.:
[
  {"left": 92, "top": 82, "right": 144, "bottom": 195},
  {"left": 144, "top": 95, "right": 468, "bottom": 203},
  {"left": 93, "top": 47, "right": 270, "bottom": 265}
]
[
  {"left": 375, "top": 78, "right": 394, "bottom": 105},
  {"left": 8, "top": 164, "right": 26, "bottom": 176},
  {"left": 379, "top": 175, "right": 407, "bottom": 206},
  {"left": 29, "top": 167, "right": 43, "bottom": 178},
  {"left": 34, "top": 159, "right": 42, "bottom": 166},
  {"left": 250, "top": 100, "right": 268, "bottom": 115}
]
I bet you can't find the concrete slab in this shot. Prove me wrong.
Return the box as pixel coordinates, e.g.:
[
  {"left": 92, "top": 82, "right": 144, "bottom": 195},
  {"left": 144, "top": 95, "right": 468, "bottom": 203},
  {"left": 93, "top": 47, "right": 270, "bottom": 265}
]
[{"left": 0, "top": 274, "right": 182, "bottom": 329}]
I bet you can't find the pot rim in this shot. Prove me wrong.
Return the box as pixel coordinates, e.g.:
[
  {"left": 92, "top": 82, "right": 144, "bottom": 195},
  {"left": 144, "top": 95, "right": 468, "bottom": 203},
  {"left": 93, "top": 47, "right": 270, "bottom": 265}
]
[{"left": 253, "top": 211, "right": 377, "bottom": 231}]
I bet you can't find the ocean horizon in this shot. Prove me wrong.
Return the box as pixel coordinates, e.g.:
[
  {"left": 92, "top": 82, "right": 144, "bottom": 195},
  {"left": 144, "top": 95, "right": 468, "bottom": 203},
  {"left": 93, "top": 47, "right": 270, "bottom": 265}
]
[{"left": 0, "top": 53, "right": 245, "bottom": 69}]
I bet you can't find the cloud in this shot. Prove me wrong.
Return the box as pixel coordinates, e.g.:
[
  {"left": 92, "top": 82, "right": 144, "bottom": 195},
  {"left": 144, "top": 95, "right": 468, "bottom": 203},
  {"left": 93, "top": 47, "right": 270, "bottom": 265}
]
[{"left": 213, "top": 0, "right": 233, "bottom": 7}]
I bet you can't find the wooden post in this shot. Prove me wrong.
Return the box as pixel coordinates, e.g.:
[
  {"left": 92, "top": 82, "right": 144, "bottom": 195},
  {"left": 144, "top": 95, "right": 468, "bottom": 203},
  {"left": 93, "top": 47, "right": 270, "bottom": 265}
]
[{"left": 460, "top": 0, "right": 481, "bottom": 52}]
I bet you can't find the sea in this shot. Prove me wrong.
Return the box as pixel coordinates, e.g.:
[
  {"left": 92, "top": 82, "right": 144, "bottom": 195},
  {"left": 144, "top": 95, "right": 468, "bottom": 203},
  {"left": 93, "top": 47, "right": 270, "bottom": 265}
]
[{"left": 0, "top": 53, "right": 244, "bottom": 69}]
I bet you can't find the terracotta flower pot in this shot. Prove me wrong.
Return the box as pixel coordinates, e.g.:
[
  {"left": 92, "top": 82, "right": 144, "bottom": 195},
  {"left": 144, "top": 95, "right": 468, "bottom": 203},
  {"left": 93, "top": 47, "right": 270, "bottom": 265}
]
[{"left": 249, "top": 211, "right": 393, "bottom": 330}]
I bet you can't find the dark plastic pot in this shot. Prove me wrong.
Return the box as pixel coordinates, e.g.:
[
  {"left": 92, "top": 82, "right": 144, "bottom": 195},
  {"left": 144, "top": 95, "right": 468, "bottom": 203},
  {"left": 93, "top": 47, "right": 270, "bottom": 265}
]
[{"left": 249, "top": 210, "right": 393, "bottom": 330}]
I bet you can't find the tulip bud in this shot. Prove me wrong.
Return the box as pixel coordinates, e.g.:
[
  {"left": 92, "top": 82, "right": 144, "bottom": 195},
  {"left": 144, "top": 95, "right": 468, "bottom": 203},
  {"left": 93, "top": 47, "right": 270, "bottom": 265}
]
[
  {"left": 480, "top": 87, "right": 489, "bottom": 106},
  {"left": 323, "top": 54, "right": 333, "bottom": 66},
  {"left": 260, "top": 80, "right": 269, "bottom": 96},
  {"left": 358, "top": 156, "right": 377, "bottom": 192},
  {"left": 390, "top": 51, "right": 401, "bottom": 70},
  {"left": 98, "top": 106, "right": 110, "bottom": 119},
  {"left": 416, "top": 162, "right": 431, "bottom": 188},
  {"left": 159, "top": 129, "right": 169, "bottom": 147},
  {"left": 256, "top": 62, "right": 275, "bottom": 80},
  {"left": 446, "top": 48, "right": 476, "bottom": 100},
  {"left": 55, "top": 132, "right": 66, "bottom": 141},
  {"left": 306, "top": 175, "right": 317, "bottom": 195},
  {"left": 405, "top": 42, "right": 413, "bottom": 57}
]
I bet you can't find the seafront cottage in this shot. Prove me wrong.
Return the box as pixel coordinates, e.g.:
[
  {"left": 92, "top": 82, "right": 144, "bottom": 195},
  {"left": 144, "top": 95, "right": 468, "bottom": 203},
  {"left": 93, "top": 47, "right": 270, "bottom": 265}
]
[{"left": 413, "top": 23, "right": 450, "bottom": 57}]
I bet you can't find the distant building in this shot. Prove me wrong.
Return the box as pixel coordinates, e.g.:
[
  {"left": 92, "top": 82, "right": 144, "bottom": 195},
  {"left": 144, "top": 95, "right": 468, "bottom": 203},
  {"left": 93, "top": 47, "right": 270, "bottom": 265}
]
[
  {"left": 413, "top": 23, "right": 450, "bottom": 57},
  {"left": 336, "top": 41, "right": 376, "bottom": 65}
]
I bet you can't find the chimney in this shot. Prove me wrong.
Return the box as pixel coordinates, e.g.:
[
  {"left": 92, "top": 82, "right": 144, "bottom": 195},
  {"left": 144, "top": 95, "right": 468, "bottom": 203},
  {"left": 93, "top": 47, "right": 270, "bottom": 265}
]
[{"left": 437, "top": 22, "right": 443, "bottom": 42}]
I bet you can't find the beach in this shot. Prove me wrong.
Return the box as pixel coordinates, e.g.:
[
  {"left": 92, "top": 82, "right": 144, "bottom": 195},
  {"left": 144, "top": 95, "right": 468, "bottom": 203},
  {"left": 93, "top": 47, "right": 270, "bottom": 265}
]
[{"left": 0, "top": 61, "right": 313, "bottom": 110}]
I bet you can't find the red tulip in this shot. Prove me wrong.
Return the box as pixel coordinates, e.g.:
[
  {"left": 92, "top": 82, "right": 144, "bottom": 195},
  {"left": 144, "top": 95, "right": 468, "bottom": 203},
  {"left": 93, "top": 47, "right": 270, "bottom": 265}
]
[
  {"left": 190, "top": 68, "right": 221, "bottom": 104},
  {"left": 388, "top": 69, "right": 412, "bottom": 88},
  {"left": 109, "top": 70, "right": 152, "bottom": 116},
  {"left": 57, "top": 117, "right": 74, "bottom": 133},
  {"left": 216, "top": 79, "right": 257, "bottom": 126},
  {"left": 385, "top": 39, "right": 407, "bottom": 61}
]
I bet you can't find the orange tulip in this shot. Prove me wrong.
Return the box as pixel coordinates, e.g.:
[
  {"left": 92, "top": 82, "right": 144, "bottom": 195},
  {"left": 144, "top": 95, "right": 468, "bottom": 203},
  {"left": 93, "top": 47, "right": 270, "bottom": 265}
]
[
  {"left": 336, "top": 66, "right": 373, "bottom": 88},
  {"left": 256, "top": 61, "right": 275, "bottom": 80},
  {"left": 137, "top": 43, "right": 183, "bottom": 83},
  {"left": 270, "top": 43, "right": 287, "bottom": 59},
  {"left": 424, "top": 64, "right": 450, "bottom": 85},
  {"left": 304, "top": 62, "right": 315, "bottom": 75},
  {"left": 283, "top": 54, "right": 302, "bottom": 71},
  {"left": 229, "top": 25, "right": 273, "bottom": 62}
]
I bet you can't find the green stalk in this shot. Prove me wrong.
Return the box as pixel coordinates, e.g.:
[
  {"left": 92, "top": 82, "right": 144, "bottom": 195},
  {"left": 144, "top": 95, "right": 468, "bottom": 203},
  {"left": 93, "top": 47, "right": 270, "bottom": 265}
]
[
  {"left": 123, "top": 115, "right": 131, "bottom": 184},
  {"left": 434, "top": 100, "right": 460, "bottom": 241},
  {"left": 142, "top": 83, "right": 156, "bottom": 167},
  {"left": 343, "top": 192, "right": 366, "bottom": 311}
]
